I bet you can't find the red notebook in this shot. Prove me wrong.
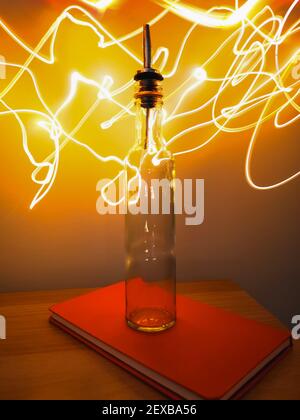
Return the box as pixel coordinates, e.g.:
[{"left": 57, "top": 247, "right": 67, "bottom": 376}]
[{"left": 49, "top": 282, "right": 291, "bottom": 400}]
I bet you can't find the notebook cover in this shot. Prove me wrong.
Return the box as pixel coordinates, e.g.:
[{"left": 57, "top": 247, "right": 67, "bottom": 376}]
[
  {"left": 50, "top": 316, "right": 182, "bottom": 400},
  {"left": 49, "top": 281, "right": 291, "bottom": 400},
  {"left": 49, "top": 316, "right": 290, "bottom": 401}
]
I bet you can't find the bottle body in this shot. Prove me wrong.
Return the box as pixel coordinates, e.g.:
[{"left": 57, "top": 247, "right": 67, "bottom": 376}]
[{"left": 125, "top": 101, "right": 176, "bottom": 332}]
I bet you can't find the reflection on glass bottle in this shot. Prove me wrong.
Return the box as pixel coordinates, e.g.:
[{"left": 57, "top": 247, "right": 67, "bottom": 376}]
[{"left": 125, "top": 25, "right": 176, "bottom": 333}]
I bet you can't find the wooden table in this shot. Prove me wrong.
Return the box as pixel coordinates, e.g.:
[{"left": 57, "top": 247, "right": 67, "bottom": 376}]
[{"left": 0, "top": 281, "right": 299, "bottom": 400}]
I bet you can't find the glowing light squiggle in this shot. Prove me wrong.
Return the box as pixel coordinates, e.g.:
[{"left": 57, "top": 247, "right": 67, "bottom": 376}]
[
  {"left": 81, "top": 0, "right": 115, "bottom": 10},
  {"left": 159, "top": 0, "right": 260, "bottom": 28},
  {"left": 0, "top": 0, "right": 299, "bottom": 209}
]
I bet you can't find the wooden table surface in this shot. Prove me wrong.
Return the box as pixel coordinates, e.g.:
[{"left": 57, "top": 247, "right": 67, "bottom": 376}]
[{"left": 0, "top": 281, "right": 299, "bottom": 400}]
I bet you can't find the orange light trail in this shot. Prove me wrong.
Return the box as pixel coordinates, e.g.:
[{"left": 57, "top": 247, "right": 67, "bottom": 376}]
[{"left": 0, "top": 0, "right": 299, "bottom": 208}]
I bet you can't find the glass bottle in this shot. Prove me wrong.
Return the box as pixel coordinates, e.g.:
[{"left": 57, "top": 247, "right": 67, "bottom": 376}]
[{"left": 125, "top": 25, "right": 176, "bottom": 333}]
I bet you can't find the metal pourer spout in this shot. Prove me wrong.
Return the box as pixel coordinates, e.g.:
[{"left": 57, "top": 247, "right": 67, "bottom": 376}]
[
  {"left": 134, "top": 24, "right": 164, "bottom": 109},
  {"left": 143, "top": 24, "right": 152, "bottom": 70}
]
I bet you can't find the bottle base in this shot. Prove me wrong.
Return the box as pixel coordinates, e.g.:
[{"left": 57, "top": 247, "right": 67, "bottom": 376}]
[{"left": 127, "top": 307, "right": 176, "bottom": 333}]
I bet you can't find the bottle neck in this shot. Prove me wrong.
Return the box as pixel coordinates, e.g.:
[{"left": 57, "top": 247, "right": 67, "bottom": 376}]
[{"left": 135, "top": 100, "right": 164, "bottom": 153}]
